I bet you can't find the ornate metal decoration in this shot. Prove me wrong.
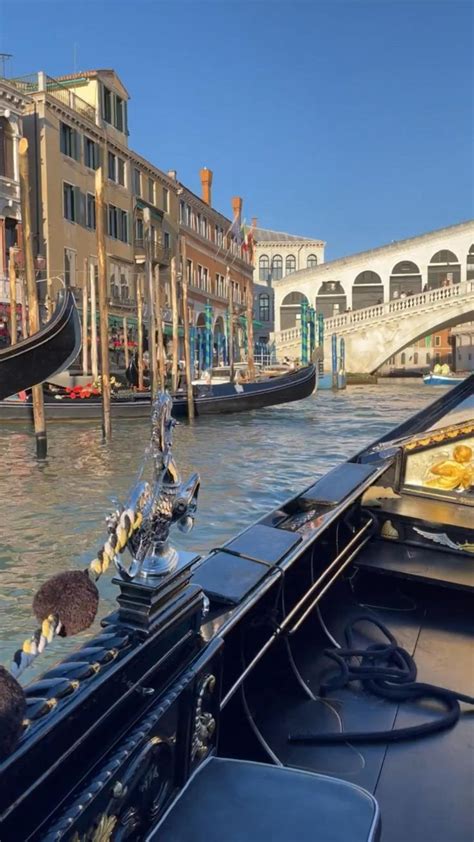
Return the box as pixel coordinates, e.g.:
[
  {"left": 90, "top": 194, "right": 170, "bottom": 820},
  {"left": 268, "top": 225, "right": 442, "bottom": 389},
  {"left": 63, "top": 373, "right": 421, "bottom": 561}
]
[
  {"left": 114, "top": 392, "right": 200, "bottom": 580},
  {"left": 191, "top": 674, "right": 217, "bottom": 762}
]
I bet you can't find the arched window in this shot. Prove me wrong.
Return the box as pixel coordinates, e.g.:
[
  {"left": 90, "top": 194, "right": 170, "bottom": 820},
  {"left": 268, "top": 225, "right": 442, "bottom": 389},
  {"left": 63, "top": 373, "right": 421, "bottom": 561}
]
[
  {"left": 467, "top": 245, "right": 474, "bottom": 281},
  {"left": 428, "top": 250, "right": 460, "bottom": 289},
  {"left": 413, "top": 352, "right": 418, "bottom": 365},
  {"left": 280, "top": 291, "right": 308, "bottom": 330},
  {"left": 352, "top": 271, "right": 384, "bottom": 310},
  {"left": 259, "top": 254, "right": 269, "bottom": 281},
  {"left": 390, "top": 260, "right": 422, "bottom": 298},
  {"left": 426, "top": 353, "right": 431, "bottom": 365},
  {"left": 285, "top": 254, "right": 296, "bottom": 275},
  {"left": 272, "top": 255, "right": 283, "bottom": 280},
  {"left": 0, "top": 117, "right": 14, "bottom": 179},
  {"left": 307, "top": 254, "right": 318, "bottom": 269},
  {"left": 400, "top": 352, "right": 406, "bottom": 365},
  {"left": 259, "top": 293, "right": 270, "bottom": 322},
  {"left": 316, "top": 281, "right": 347, "bottom": 318}
]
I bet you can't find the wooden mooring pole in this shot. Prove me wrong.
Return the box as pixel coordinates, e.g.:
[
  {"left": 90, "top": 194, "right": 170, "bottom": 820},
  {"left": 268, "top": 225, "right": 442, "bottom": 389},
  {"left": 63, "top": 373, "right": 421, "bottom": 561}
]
[
  {"left": 154, "top": 264, "right": 166, "bottom": 392},
  {"left": 123, "top": 316, "right": 129, "bottom": 372},
  {"left": 82, "top": 257, "right": 89, "bottom": 376},
  {"left": 137, "top": 273, "right": 144, "bottom": 390},
  {"left": 246, "top": 278, "right": 256, "bottom": 380},
  {"left": 171, "top": 255, "right": 179, "bottom": 394},
  {"left": 90, "top": 262, "right": 98, "bottom": 381},
  {"left": 19, "top": 137, "right": 47, "bottom": 459},
  {"left": 95, "top": 166, "right": 111, "bottom": 441},
  {"left": 227, "top": 267, "right": 234, "bottom": 383},
  {"left": 143, "top": 208, "right": 157, "bottom": 398},
  {"left": 8, "top": 248, "right": 17, "bottom": 345},
  {"left": 180, "top": 236, "right": 194, "bottom": 419}
]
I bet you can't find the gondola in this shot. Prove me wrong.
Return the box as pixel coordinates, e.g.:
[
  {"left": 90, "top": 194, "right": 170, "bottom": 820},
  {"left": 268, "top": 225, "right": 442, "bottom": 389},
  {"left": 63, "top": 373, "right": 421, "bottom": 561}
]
[
  {"left": 0, "top": 290, "right": 81, "bottom": 401},
  {"left": 0, "top": 363, "right": 316, "bottom": 421},
  {"left": 1, "top": 377, "right": 473, "bottom": 842}
]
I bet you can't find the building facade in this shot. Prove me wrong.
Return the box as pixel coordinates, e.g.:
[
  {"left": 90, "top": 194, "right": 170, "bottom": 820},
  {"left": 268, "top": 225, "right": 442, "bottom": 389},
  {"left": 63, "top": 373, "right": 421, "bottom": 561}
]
[
  {"left": 379, "top": 329, "right": 454, "bottom": 374},
  {"left": 4, "top": 68, "right": 252, "bottom": 359},
  {"left": 253, "top": 227, "right": 325, "bottom": 340},
  {"left": 0, "top": 78, "right": 29, "bottom": 305}
]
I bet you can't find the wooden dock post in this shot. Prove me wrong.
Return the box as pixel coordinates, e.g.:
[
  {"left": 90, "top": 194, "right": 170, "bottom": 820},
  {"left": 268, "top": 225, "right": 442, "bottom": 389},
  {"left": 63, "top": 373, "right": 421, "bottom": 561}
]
[
  {"left": 95, "top": 166, "right": 111, "bottom": 441},
  {"left": 227, "top": 266, "right": 234, "bottom": 382},
  {"left": 170, "top": 255, "right": 179, "bottom": 393},
  {"left": 123, "top": 316, "right": 129, "bottom": 372},
  {"left": 143, "top": 208, "right": 157, "bottom": 398},
  {"left": 8, "top": 248, "right": 17, "bottom": 345},
  {"left": 19, "top": 137, "right": 47, "bottom": 458},
  {"left": 82, "top": 257, "right": 89, "bottom": 376},
  {"left": 137, "top": 273, "right": 144, "bottom": 390},
  {"left": 154, "top": 264, "right": 166, "bottom": 392},
  {"left": 246, "top": 278, "right": 256, "bottom": 380},
  {"left": 180, "top": 236, "right": 194, "bottom": 419},
  {"left": 90, "top": 262, "right": 98, "bottom": 380}
]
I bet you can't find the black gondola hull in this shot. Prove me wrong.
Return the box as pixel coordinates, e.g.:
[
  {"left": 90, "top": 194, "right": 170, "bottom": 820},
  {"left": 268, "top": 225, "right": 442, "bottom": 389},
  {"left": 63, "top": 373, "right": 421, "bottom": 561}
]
[
  {"left": 0, "top": 364, "right": 316, "bottom": 421},
  {"left": 0, "top": 291, "right": 81, "bottom": 401}
]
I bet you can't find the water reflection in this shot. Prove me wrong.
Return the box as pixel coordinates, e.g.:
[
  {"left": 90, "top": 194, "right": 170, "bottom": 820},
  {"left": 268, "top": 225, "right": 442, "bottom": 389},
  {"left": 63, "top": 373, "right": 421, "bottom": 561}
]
[{"left": 0, "top": 384, "right": 440, "bottom": 678}]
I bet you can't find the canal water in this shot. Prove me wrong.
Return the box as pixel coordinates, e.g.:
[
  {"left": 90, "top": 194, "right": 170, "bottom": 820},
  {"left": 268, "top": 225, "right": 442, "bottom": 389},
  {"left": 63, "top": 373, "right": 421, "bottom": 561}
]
[{"left": 0, "top": 384, "right": 442, "bottom": 679}]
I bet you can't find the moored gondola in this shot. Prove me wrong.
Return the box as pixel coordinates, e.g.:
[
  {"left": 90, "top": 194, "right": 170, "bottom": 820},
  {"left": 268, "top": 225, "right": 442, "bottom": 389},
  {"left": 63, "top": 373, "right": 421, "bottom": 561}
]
[
  {"left": 0, "top": 290, "right": 81, "bottom": 401},
  {"left": 0, "top": 377, "right": 473, "bottom": 841},
  {"left": 0, "top": 363, "right": 316, "bottom": 421}
]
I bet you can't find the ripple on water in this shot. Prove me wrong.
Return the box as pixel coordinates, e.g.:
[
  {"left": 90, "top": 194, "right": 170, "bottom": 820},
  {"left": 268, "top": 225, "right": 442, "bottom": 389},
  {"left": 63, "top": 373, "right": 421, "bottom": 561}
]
[{"left": 0, "top": 384, "right": 440, "bottom": 679}]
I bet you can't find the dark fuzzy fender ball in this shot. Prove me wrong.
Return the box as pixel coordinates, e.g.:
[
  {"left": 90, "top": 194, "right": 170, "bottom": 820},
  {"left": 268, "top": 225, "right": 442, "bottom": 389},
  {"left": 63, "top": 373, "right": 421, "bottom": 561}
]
[
  {"left": 33, "top": 570, "right": 99, "bottom": 637},
  {"left": 0, "top": 666, "right": 25, "bottom": 761}
]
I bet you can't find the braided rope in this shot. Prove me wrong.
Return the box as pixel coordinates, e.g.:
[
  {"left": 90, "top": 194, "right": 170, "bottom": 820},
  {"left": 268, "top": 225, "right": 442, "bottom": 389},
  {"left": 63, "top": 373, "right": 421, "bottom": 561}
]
[{"left": 9, "top": 506, "right": 144, "bottom": 680}]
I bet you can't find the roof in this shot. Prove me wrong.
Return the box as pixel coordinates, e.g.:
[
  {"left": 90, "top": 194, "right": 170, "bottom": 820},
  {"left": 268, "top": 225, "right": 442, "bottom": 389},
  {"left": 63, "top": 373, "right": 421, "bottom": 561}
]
[
  {"left": 55, "top": 69, "right": 130, "bottom": 98},
  {"left": 253, "top": 227, "right": 324, "bottom": 244}
]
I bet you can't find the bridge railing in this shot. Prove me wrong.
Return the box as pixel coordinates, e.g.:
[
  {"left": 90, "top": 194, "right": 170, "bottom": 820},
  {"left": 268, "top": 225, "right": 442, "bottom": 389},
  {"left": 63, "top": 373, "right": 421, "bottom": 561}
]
[
  {"left": 275, "top": 281, "right": 474, "bottom": 347},
  {"left": 324, "top": 281, "right": 473, "bottom": 332}
]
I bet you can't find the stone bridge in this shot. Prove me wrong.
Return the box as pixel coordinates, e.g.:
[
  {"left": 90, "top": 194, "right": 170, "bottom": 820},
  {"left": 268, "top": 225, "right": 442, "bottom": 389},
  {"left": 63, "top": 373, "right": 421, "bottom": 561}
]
[{"left": 274, "top": 281, "right": 474, "bottom": 373}]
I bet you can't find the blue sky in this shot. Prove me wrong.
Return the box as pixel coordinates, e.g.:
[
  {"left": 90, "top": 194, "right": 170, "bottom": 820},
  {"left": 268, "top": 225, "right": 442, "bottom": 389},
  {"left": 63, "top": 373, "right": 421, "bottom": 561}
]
[{"left": 1, "top": 0, "right": 472, "bottom": 259}]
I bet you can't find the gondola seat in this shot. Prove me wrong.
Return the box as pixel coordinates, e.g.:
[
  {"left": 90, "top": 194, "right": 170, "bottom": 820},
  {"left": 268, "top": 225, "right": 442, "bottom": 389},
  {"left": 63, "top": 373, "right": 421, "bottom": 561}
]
[{"left": 149, "top": 756, "right": 381, "bottom": 841}]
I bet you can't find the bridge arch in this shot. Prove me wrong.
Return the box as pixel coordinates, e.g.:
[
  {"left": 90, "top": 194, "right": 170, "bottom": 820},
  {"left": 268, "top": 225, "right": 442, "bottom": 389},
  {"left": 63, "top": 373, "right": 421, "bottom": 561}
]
[
  {"left": 316, "top": 281, "right": 347, "bottom": 317},
  {"left": 467, "top": 244, "right": 474, "bottom": 281},
  {"left": 280, "top": 290, "right": 308, "bottom": 330},
  {"left": 352, "top": 270, "right": 384, "bottom": 310},
  {"left": 428, "top": 249, "right": 460, "bottom": 288},
  {"left": 389, "top": 260, "right": 422, "bottom": 299}
]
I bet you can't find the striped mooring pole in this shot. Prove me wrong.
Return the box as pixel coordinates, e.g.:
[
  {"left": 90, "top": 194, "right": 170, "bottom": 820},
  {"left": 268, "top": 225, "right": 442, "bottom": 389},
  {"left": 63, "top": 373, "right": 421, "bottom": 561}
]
[
  {"left": 331, "top": 333, "right": 338, "bottom": 388},
  {"left": 204, "top": 301, "right": 213, "bottom": 370},
  {"left": 300, "top": 300, "right": 308, "bottom": 365},
  {"left": 317, "top": 312, "right": 324, "bottom": 376},
  {"left": 308, "top": 306, "right": 316, "bottom": 357},
  {"left": 339, "top": 336, "right": 346, "bottom": 372}
]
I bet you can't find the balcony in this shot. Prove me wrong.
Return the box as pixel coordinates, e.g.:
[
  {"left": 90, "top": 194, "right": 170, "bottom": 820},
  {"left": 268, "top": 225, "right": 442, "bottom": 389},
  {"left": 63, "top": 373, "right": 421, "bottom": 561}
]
[
  {"left": 7, "top": 73, "right": 96, "bottom": 123},
  {"left": 134, "top": 238, "right": 171, "bottom": 265},
  {"left": 0, "top": 176, "right": 20, "bottom": 206}
]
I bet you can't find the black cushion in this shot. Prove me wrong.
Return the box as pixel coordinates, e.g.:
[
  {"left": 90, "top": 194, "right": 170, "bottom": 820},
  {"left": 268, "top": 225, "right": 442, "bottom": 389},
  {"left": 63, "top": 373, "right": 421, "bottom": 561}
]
[{"left": 150, "top": 756, "right": 380, "bottom": 841}]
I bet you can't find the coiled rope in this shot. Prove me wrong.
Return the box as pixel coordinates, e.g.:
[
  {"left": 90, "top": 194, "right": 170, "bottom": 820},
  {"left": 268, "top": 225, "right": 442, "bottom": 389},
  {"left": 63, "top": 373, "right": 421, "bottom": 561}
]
[{"left": 289, "top": 615, "right": 474, "bottom": 744}]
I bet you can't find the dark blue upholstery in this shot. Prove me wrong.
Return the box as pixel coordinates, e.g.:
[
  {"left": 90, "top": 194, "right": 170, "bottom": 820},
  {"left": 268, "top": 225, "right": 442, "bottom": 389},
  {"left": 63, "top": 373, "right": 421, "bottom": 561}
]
[{"left": 150, "top": 756, "right": 381, "bottom": 841}]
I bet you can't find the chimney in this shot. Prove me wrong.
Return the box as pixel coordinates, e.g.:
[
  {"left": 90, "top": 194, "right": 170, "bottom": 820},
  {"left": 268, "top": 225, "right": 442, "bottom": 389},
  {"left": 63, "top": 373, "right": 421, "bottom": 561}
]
[
  {"left": 200, "top": 167, "right": 213, "bottom": 205},
  {"left": 251, "top": 217, "right": 258, "bottom": 229},
  {"left": 232, "top": 196, "right": 243, "bottom": 224},
  {"left": 167, "top": 170, "right": 177, "bottom": 180}
]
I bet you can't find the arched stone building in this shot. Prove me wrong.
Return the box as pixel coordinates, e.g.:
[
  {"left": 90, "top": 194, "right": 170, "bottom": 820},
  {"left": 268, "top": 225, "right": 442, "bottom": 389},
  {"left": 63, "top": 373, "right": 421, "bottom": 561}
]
[{"left": 273, "top": 220, "right": 474, "bottom": 332}]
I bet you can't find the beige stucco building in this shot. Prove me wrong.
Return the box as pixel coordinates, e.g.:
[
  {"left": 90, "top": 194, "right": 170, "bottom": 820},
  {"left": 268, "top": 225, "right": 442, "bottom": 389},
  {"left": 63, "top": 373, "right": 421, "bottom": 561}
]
[{"left": 252, "top": 226, "right": 325, "bottom": 339}]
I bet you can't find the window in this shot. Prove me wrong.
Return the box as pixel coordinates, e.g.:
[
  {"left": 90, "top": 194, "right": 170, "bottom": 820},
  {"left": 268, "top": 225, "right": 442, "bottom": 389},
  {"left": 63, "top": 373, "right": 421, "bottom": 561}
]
[
  {"left": 135, "top": 217, "right": 144, "bottom": 240},
  {"left": 259, "top": 293, "right": 270, "bottom": 322},
  {"left": 164, "top": 232, "right": 170, "bottom": 249},
  {"left": 400, "top": 352, "right": 406, "bottom": 365},
  {"left": 117, "top": 158, "right": 125, "bottom": 186},
  {"left": 63, "top": 182, "right": 76, "bottom": 222},
  {"left": 162, "top": 187, "right": 169, "bottom": 213},
  {"left": 426, "top": 353, "right": 431, "bottom": 364},
  {"left": 272, "top": 255, "right": 283, "bottom": 280},
  {"left": 60, "top": 122, "right": 78, "bottom": 160},
  {"left": 103, "top": 86, "right": 113, "bottom": 124},
  {"left": 413, "top": 352, "right": 418, "bottom": 365},
  {"left": 215, "top": 225, "right": 224, "bottom": 246},
  {"left": 133, "top": 168, "right": 141, "bottom": 196},
  {"left": 0, "top": 117, "right": 14, "bottom": 178},
  {"left": 64, "top": 248, "right": 76, "bottom": 287},
  {"left": 148, "top": 178, "right": 155, "bottom": 204},
  {"left": 434, "top": 335, "right": 441, "bottom": 347},
  {"left": 86, "top": 193, "right": 96, "bottom": 230},
  {"left": 200, "top": 216, "right": 207, "bottom": 238},
  {"left": 203, "top": 267, "right": 209, "bottom": 291},
  {"left": 307, "top": 254, "right": 318, "bottom": 269},
  {"left": 84, "top": 136, "right": 99, "bottom": 169},
  {"left": 286, "top": 255, "right": 296, "bottom": 275},
  {"left": 116, "top": 97, "right": 124, "bottom": 132},
  {"left": 108, "top": 204, "right": 128, "bottom": 242},
  {"left": 108, "top": 151, "right": 116, "bottom": 181},
  {"left": 186, "top": 205, "right": 192, "bottom": 227},
  {"left": 259, "top": 255, "right": 269, "bottom": 281},
  {"left": 186, "top": 259, "right": 193, "bottom": 284},
  {"left": 180, "top": 201, "right": 185, "bottom": 223}
]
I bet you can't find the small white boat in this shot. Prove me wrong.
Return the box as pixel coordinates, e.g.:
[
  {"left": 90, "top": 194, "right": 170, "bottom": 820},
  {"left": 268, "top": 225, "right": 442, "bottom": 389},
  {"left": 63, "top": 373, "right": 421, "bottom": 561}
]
[{"left": 423, "top": 373, "right": 467, "bottom": 387}]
